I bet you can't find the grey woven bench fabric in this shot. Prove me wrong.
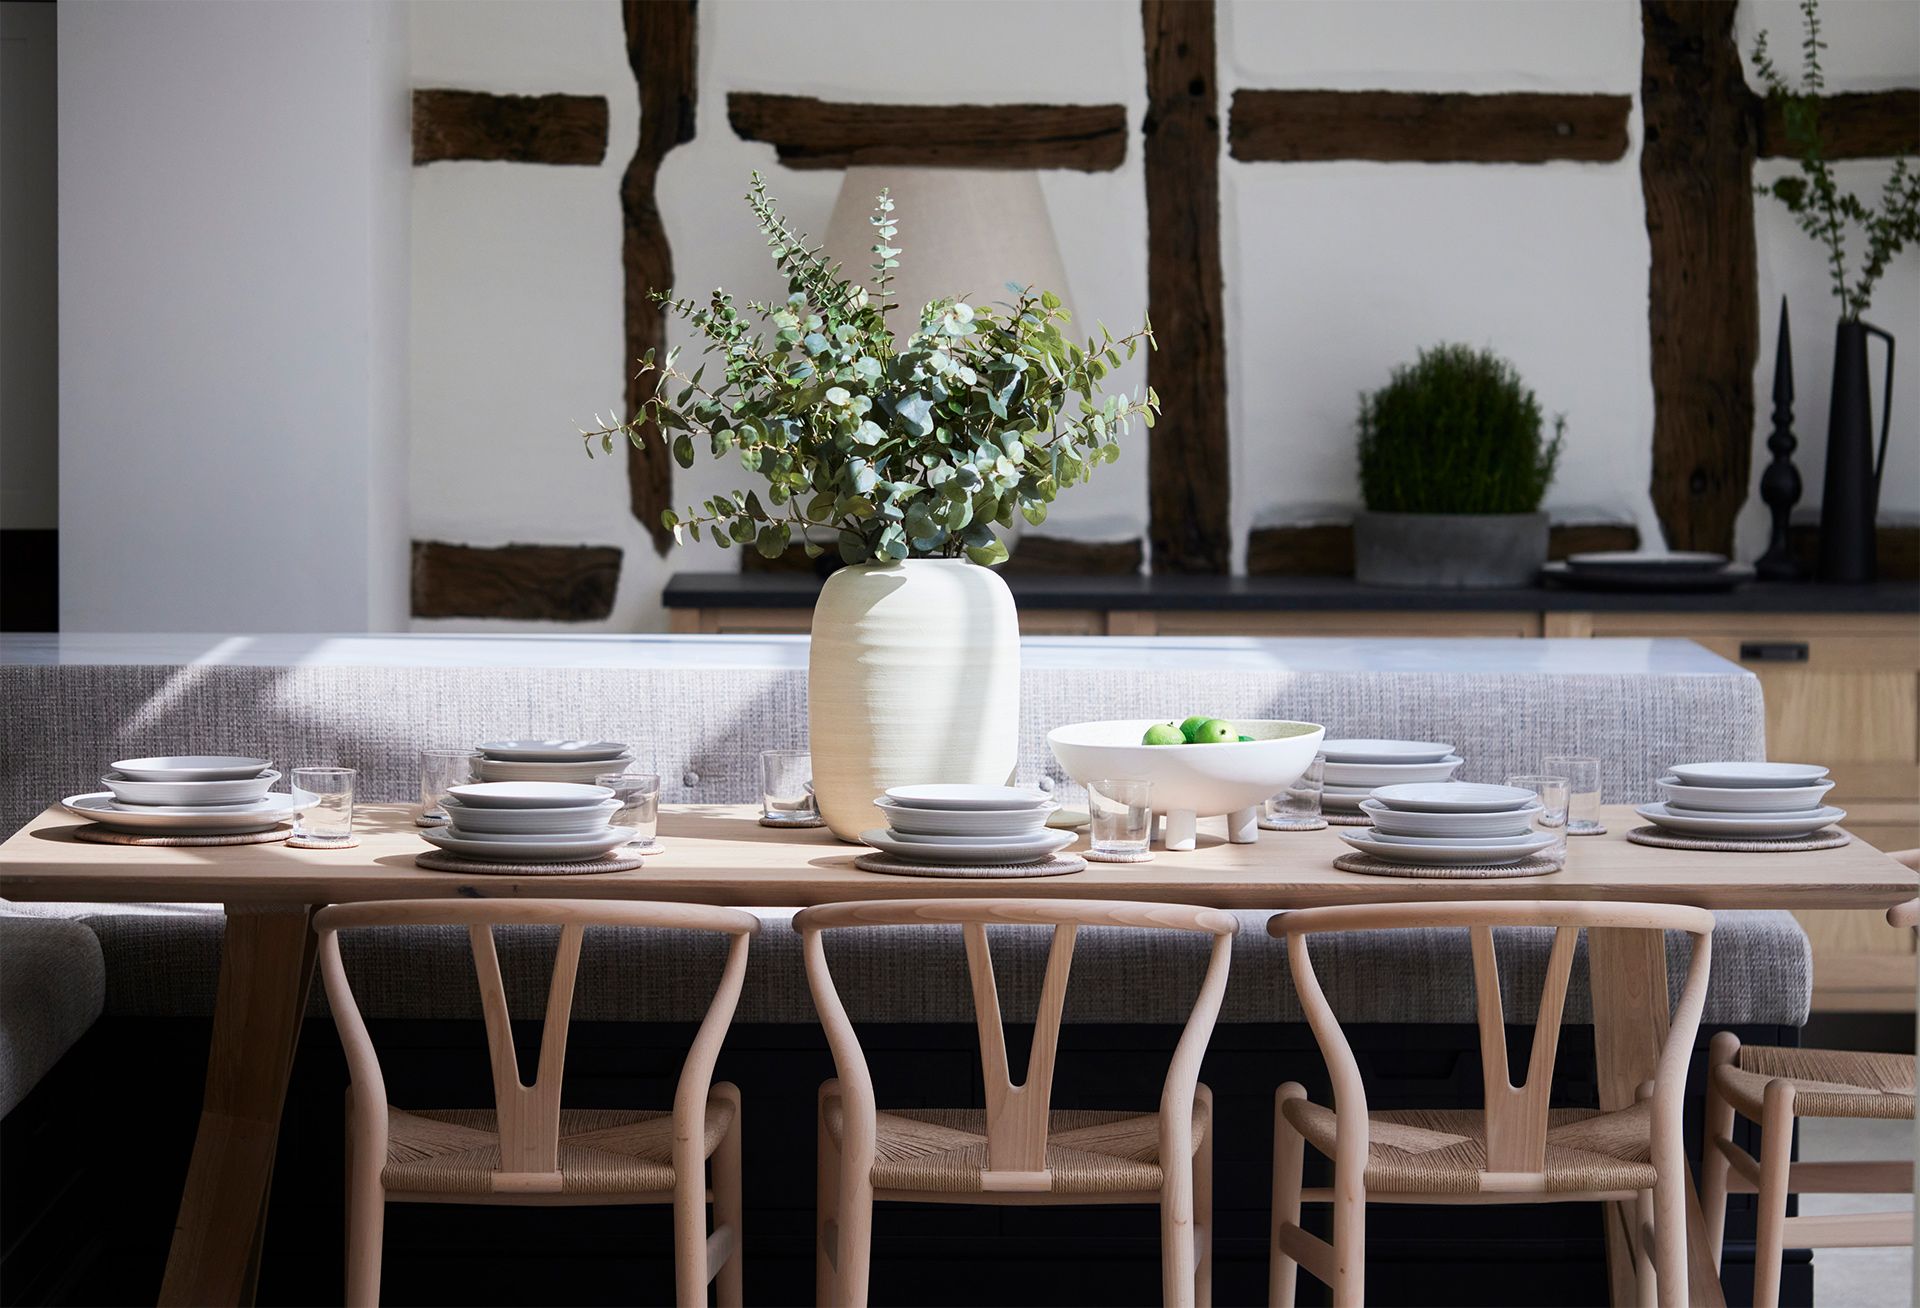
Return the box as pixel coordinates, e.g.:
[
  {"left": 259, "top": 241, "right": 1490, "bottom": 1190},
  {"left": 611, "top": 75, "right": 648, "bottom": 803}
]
[
  {"left": 0, "top": 915, "right": 106, "bottom": 1117},
  {"left": 1, "top": 904, "right": 1809, "bottom": 1028}
]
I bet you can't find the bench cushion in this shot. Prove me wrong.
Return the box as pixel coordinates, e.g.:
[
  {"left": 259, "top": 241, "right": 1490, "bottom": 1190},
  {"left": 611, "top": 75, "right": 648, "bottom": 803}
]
[{"left": 0, "top": 915, "right": 106, "bottom": 1117}]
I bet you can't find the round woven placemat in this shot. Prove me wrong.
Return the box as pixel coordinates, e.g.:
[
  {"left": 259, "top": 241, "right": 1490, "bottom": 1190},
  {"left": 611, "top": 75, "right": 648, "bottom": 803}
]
[
  {"left": 74, "top": 824, "right": 290, "bottom": 847},
  {"left": 1323, "top": 811, "right": 1374, "bottom": 826},
  {"left": 1625, "top": 826, "right": 1847, "bottom": 853},
  {"left": 286, "top": 834, "right": 360, "bottom": 850},
  {"left": 415, "top": 850, "right": 651, "bottom": 875},
  {"left": 1083, "top": 847, "right": 1154, "bottom": 863},
  {"left": 1259, "top": 816, "right": 1328, "bottom": 832},
  {"left": 853, "top": 851, "right": 1086, "bottom": 879},
  {"left": 1333, "top": 851, "right": 1566, "bottom": 880},
  {"left": 759, "top": 814, "right": 825, "bottom": 829}
]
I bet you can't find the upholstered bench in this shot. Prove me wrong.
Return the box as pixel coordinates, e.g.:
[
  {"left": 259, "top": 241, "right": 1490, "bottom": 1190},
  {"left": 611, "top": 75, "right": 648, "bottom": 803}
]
[{"left": 0, "top": 915, "right": 105, "bottom": 1118}]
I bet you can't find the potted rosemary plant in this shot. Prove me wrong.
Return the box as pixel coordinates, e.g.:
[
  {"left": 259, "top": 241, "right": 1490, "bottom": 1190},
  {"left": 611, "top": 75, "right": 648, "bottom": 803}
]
[
  {"left": 1353, "top": 343, "right": 1564, "bottom": 587},
  {"left": 579, "top": 174, "right": 1157, "bottom": 838}
]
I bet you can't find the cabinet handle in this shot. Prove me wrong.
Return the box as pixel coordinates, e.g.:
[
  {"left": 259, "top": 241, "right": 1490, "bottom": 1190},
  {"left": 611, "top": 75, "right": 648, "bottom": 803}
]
[{"left": 1739, "top": 641, "right": 1809, "bottom": 663}]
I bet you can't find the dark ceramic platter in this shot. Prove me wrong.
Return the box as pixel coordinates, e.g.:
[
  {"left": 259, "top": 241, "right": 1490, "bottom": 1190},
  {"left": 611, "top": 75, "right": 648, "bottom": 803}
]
[{"left": 1540, "top": 561, "right": 1755, "bottom": 593}]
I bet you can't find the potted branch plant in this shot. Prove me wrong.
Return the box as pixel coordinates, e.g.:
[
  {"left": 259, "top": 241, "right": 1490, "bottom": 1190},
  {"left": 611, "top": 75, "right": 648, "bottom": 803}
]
[
  {"left": 579, "top": 174, "right": 1157, "bottom": 839},
  {"left": 1752, "top": 0, "right": 1920, "bottom": 582},
  {"left": 1353, "top": 343, "right": 1564, "bottom": 587}
]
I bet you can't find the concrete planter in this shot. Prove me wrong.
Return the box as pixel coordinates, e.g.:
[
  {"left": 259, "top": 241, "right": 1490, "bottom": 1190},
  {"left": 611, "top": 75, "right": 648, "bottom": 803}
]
[{"left": 1353, "top": 510, "right": 1549, "bottom": 587}]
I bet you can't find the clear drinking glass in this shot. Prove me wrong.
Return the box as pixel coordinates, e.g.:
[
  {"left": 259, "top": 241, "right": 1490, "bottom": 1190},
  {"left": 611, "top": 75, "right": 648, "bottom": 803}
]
[
  {"left": 596, "top": 771, "right": 660, "bottom": 847},
  {"left": 419, "top": 749, "right": 481, "bottom": 823},
  {"left": 1506, "top": 774, "right": 1570, "bottom": 853},
  {"left": 760, "top": 750, "right": 815, "bottom": 822},
  {"left": 1088, "top": 779, "right": 1153, "bottom": 855},
  {"left": 1544, "top": 756, "right": 1602, "bottom": 833},
  {"left": 291, "top": 767, "right": 356, "bottom": 845},
  {"left": 1267, "top": 754, "right": 1325, "bottom": 822}
]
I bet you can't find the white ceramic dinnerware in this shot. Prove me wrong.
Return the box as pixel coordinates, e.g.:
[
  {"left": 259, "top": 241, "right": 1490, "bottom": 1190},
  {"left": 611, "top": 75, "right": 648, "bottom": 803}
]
[
  {"left": 1318, "top": 739, "right": 1454, "bottom": 764},
  {"left": 1367, "top": 829, "right": 1550, "bottom": 851},
  {"left": 1320, "top": 755, "right": 1464, "bottom": 786},
  {"left": 1339, "top": 828, "right": 1558, "bottom": 866},
  {"left": 101, "top": 769, "right": 281, "bottom": 807},
  {"left": 439, "top": 797, "right": 621, "bottom": 835},
  {"left": 110, "top": 755, "right": 273, "bottom": 782},
  {"left": 422, "top": 826, "right": 636, "bottom": 862},
  {"left": 1633, "top": 802, "right": 1846, "bottom": 839},
  {"left": 477, "top": 739, "right": 631, "bottom": 762},
  {"left": 477, "top": 757, "right": 636, "bottom": 784},
  {"left": 860, "top": 827, "right": 1075, "bottom": 866},
  {"left": 874, "top": 796, "right": 1054, "bottom": 838},
  {"left": 1367, "top": 782, "right": 1536, "bottom": 813},
  {"left": 1666, "top": 761, "right": 1830, "bottom": 789},
  {"left": 63, "top": 791, "right": 299, "bottom": 835},
  {"left": 1657, "top": 776, "right": 1836, "bottom": 813},
  {"left": 1358, "top": 799, "right": 1543, "bottom": 839},
  {"left": 884, "top": 784, "right": 1050, "bottom": 811},
  {"left": 447, "top": 782, "right": 614, "bottom": 809}
]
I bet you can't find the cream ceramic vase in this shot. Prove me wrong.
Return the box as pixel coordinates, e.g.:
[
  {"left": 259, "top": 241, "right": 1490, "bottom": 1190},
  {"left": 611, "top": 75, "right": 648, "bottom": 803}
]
[{"left": 808, "top": 558, "right": 1021, "bottom": 841}]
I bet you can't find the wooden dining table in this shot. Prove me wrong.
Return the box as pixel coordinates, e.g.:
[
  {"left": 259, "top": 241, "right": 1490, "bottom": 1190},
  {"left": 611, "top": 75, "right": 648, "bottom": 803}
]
[{"left": 2, "top": 800, "right": 1913, "bottom": 1307}]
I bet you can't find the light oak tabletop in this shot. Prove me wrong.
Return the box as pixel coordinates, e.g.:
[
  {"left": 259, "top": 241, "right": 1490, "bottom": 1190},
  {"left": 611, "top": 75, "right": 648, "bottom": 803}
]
[{"left": 1, "top": 803, "right": 1913, "bottom": 911}]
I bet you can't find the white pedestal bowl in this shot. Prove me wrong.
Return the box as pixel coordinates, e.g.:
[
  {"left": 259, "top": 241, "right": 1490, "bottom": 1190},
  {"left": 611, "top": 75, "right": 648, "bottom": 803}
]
[{"left": 1046, "top": 719, "right": 1326, "bottom": 850}]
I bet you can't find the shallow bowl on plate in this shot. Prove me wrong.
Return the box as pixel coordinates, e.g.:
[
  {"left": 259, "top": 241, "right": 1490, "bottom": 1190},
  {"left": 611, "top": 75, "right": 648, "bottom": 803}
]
[
  {"left": 1318, "top": 739, "right": 1455, "bottom": 765},
  {"left": 1321, "top": 756, "right": 1464, "bottom": 787},
  {"left": 1666, "top": 761, "right": 1829, "bottom": 790},
  {"left": 447, "top": 781, "right": 615, "bottom": 810},
  {"left": 883, "top": 784, "right": 1050, "bottom": 811},
  {"left": 874, "top": 797, "right": 1055, "bottom": 838},
  {"left": 110, "top": 755, "right": 273, "bottom": 782},
  {"left": 1047, "top": 718, "right": 1324, "bottom": 850},
  {"left": 1634, "top": 802, "right": 1845, "bottom": 838},
  {"left": 440, "top": 796, "right": 620, "bottom": 834},
  {"left": 1656, "top": 776, "right": 1835, "bottom": 814},
  {"left": 1368, "top": 782, "right": 1537, "bottom": 813},
  {"left": 1359, "top": 798, "right": 1542, "bottom": 838},
  {"left": 422, "top": 825, "right": 636, "bottom": 862},
  {"left": 102, "top": 769, "right": 281, "bottom": 807},
  {"left": 859, "top": 828, "right": 1074, "bottom": 866},
  {"left": 477, "top": 739, "right": 631, "bottom": 762},
  {"left": 1338, "top": 828, "right": 1556, "bottom": 866}
]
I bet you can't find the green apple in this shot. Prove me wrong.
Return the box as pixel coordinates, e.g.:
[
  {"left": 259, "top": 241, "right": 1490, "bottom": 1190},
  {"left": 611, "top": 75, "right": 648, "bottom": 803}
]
[
  {"left": 1192, "top": 719, "right": 1237, "bottom": 744},
  {"left": 1178, "top": 714, "right": 1217, "bottom": 742},
  {"left": 1141, "top": 722, "right": 1184, "bottom": 746}
]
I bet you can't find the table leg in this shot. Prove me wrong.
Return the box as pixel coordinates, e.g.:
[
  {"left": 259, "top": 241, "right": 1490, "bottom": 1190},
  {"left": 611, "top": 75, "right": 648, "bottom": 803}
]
[
  {"left": 158, "top": 904, "right": 317, "bottom": 1307},
  {"left": 1589, "top": 926, "right": 1726, "bottom": 1308}
]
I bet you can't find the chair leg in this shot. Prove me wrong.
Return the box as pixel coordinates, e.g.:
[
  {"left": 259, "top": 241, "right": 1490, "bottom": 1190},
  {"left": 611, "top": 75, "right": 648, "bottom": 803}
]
[
  {"left": 711, "top": 1084, "right": 744, "bottom": 1308},
  {"left": 1751, "top": 1080, "right": 1797, "bottom": 1308},
  {"left": 1330, "top": 1155, "right": 1365, "bottom": 1308},
  {"left": 817, "top": 1082, "right": 839, "bottom": 1308},
  {"left": 1701, "top": 1033, "right": 1740, "bottom": 1272},
  {"left": 1160, "top": 1164, "right": 1198, "bottom": 1308},
  {"left": 1270, "top": 1084, "right": 1306, "bottom": 1308},
  {"left": 1633, "top": 1187, "right": 1658, "bottom": 1308},
  {"left": 1194, "top": 1084, "right": 1214, "bottom": 1308},
  {"left": 343, "top": 1115, "right": 385, "bottom": 1308}
]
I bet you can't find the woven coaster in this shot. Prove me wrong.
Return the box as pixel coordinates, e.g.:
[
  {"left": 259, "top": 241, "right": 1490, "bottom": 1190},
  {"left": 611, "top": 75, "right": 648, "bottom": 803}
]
[
  {"left": 415, "top": 813, "right": 449, "bottom": 828},
  {"left": 74, "top": 824, "right": 290, "bottom": 847},
  {"left": 1626, "top": 826, "right": 1848, "bottom": 853},
  {"left": 415, "top": 850, "right": 651, "bottom": 875},
  {"left": 286, "top": 834, "right": 360, "bottom": 850},
  {"left": 759, "top": 814, "right": 825, "bottom": 829},
  {"left": 1333, "top": 851, "right": 1566, "bottom": 880},
  {"left": 1568, "top": 824, "right": 1609, "bottom": 837},
  {"left": 1259, "top": 816, "right": 1328, "bottom": 832},
  {"left": 853, "top": 851, "right": 1086, "bottom": 879},
  {"left": 1083, "top": 847, "right": 1154, "bottom": 863},
  {"left": 1323, "top": 811, "right": 1374, "bottom": 826}
]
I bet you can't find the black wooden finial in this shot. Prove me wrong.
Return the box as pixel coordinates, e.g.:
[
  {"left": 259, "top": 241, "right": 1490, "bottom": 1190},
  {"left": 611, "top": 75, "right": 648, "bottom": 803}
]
[{"left": 1755, "top": 297, "right": 1805, "bottom": 579}]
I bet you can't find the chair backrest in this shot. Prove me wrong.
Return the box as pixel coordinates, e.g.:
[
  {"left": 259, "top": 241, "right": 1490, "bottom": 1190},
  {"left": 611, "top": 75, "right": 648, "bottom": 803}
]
[
  {"left": 1270, "top": 901, "right": 1715, "bottom": 1180},
  {"left": 795, "top": 898, "right": 1238, "bottom": 1191},
  {"left": 315, "top": 898, "right": 758, "bottom": 1192}
]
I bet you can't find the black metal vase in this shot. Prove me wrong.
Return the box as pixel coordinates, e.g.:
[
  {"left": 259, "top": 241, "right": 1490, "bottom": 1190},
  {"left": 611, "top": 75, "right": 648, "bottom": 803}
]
[{"left": 1817, "top": 317, "right": 1895, "bottom": 582}]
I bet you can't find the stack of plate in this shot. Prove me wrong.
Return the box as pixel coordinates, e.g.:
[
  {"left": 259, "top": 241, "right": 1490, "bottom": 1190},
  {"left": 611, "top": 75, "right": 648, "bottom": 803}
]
[
  {"left": 1638, "top": 762, "right": 1843, "bottom": 840},
  {"left": 64, "top": 755, "right": 298, "bottom": 836},
  {"left": 474, "top": 739, "right": 633, "bottom": 784},
  {"left": 861, "top": 785, "right": 1073, "bottom": 866},
  {"left": 425, "top": 782, "right": 633, "bottom": 862},
  {"left": 1343, "top": 782, "right": 1557, "bottom": 866},
  {"left": 1318, "top": 740, "right": 1462, "bottom": 813}
]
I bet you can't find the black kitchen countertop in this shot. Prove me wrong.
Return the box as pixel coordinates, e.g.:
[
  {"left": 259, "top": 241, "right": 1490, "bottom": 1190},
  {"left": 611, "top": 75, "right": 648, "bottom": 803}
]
[{"left": 665, "top": 571, "right": 1920, "bottom": 614}]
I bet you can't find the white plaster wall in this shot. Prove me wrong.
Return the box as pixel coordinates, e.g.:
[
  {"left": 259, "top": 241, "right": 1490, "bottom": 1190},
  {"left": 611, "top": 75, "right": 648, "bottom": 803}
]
[
  {"left": 407, "top": 0, "right": 1918, "bottom": 633},
  {"left": 58, "top": 0, "right": 411, "bottom": 632}
]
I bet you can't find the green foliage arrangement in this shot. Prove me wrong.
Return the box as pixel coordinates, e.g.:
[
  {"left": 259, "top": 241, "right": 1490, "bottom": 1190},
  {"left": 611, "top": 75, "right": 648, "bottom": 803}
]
[
  {"left": 580, "top": 173, "right": 1158, "bottom": 566},
  {"left": 1752, "top": 0, "right": 1920, "bottom": 319},
  {"left": 1357, "top": 344, "right": 1564, "bottom": 515}
]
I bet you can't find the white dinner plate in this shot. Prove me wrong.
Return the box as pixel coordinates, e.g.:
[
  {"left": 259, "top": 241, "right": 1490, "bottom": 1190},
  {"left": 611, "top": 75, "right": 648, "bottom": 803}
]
[
  {"left": 1656, "top": 776, "right": 1836, "bottom": 814},
  {"left": 440, "top": 797, "right": 620, "bottom": 834},
  {"left": 1322, "top": 784, "right": 1377, "bottom": 797},
  {"left": 884, "top": 827, "right": 1058, "bottom": 847},
  {"left": 477, "top": 758, "right": 635, "bottom": 784},
  {"left": 63, "top": 791, "right": 299, "bottom": 834},
  {"left": 883, "top": 784, "right": 1051, "bottom": 811},
  {"left": 1634, "top": 802, "right": 1846, "bottom": 838},
  {"left": 448, "top": 781, "right": 615, "bottom": 809},
  {"left": 1666, "top": 761, "right": 1830, "bottom": 789},
  {"left": 1368, "top": 782, "right": 1538, "bottom": 813},
  {"left": 1321, "top": 756, "right": 1464, "bottom": 786},
  {"left": 102, "top": 769, "right": 281, "bottom": 806},
  {"left": 1340, "top": 828, "right": 1557, "bottom": 866},
  {"left": 859, "top": 828, "right": 1075, "bottom": 865},
  {"left": 422, "top": 826, "right": 636, "bottom": 862},
  {"left": 110, "top": 755, "right": 273, "bottom": 782},
  {"left": 875, "top": 797, "right": 1055, "bottom": 837},
  {"left": 1317, "top": 739, "right": 1455, "bottom": 765},
  {"left": 1359, "top": 798, "right": 1542, "bottom": 838},
  {"left": 478, "top": 739, "right": 631, "bottom": 762},
  {"left": 1364, "top": 829, "right": 1552, "bottom": 850}
]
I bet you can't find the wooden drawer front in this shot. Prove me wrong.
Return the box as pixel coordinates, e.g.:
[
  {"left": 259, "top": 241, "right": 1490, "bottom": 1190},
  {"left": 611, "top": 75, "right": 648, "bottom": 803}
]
[{"left": 1129, "top": 610, "right": 1541, "bottom": 639}]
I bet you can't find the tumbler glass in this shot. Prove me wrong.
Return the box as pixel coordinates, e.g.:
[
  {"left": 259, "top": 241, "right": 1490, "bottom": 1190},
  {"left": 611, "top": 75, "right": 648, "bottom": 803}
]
[
  {"left": 596, "top": 771, "right": 660, "bottom": 847},
  {"left": 291, "top": 767, "right": 356, "bottom": 845},
  {"left": 1088, "top": 779, "right": 1153, "bottom": 856},
  {"left": 1506, "top": 774, "right": 1570, "bottom": 854},
  {"left": 419, "top": 749, "right": 480, "bottom": 823},
  {"left": 1544, "top": 757, "right": 1601, "bottom": 833},
  {"left": 1267, "top": 754, "right": 1325, "bottom": 822},
  {"left": 760, "top": 750, "right": 815, "bottom": 822}
]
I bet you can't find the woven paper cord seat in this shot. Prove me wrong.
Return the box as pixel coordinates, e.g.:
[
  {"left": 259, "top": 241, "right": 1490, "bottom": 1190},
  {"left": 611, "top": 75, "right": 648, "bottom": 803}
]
[
  {"left": 383, "top": 1099, "right": 736, "bottom": 1197},
  {"left": 1280, "top": 1098, "right": 1660, "bottom": 1196},
  {"left": 1712, "top": 1044, "right": 1916, "bottom": 1121},
  {"left": 824, "top": 1098, "right": 1210, "bottom": 1195}
]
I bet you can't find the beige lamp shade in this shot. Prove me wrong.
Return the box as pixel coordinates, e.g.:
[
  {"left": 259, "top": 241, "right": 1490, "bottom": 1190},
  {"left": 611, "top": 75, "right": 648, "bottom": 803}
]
[{"left": 820, "top": 167, "right": 1072, "bottom": 339}]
